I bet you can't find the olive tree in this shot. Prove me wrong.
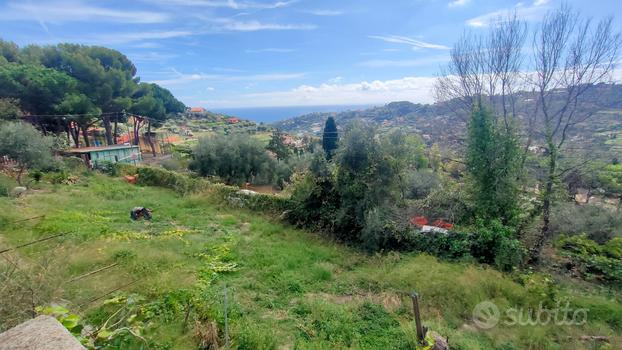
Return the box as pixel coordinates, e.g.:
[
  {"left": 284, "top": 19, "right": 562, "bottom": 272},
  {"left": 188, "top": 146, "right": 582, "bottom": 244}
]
[{"left": 0, "top": 122, "right": 55, "bottom": 185}]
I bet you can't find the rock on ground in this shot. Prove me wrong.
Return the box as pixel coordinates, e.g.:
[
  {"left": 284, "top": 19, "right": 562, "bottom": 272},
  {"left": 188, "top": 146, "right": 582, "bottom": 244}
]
[{"left": 0, "top": 315, "right": 84, "bottom": 350}]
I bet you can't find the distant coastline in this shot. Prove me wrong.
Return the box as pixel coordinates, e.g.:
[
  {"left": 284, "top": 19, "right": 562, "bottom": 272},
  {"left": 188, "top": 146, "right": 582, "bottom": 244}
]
[{"left": 211, "top": 104, "right": 375, "bottom": 124}]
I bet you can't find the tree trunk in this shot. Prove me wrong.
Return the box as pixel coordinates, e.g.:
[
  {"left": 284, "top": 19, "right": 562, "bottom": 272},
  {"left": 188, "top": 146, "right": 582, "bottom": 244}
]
[
  {"left": 113, "top": 118, "right": 118, "bottom": 144},
  {"left": 69, "top": 125, "right": 80, "bottom": 147},
  {"left": 133, "top": 117, "right": 142, "bottom": 146},
  {"left": 16, "top": 164, "right": 25, "bottom": 186},
  {"left": 146, "top": 121, "right": 157, "bottom": 157},
  {"left": 102, "top": 115, "right": 114, "bottom": 145},
  {"left": 82, "top": 125, "right": 91, "bottom": 147},
  {"left": 531, "top": 140, "right": 557, "bottom": 262}
]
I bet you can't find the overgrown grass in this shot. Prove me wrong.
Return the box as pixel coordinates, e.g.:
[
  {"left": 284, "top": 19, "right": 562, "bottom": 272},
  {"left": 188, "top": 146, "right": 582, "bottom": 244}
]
[{"left": 0, "top": 174, "right": 620, "bottom": 349}]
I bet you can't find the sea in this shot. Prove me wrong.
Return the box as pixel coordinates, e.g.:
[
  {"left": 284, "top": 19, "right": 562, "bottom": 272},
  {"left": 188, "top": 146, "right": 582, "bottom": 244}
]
[{"left": 211, "top": 104, "right": 374, "bottom": 124}]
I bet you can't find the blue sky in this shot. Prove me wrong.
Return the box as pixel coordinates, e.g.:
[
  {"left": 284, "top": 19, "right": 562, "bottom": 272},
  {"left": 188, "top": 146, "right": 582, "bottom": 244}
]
[{"left": 0, "top": 0, "right": 620, "bottom": 108}]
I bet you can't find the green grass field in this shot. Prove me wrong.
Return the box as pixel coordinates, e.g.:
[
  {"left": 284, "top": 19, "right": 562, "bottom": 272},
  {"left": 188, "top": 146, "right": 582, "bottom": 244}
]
[{"left": 1, "top": 174, "right": 620, "bottom": 349}]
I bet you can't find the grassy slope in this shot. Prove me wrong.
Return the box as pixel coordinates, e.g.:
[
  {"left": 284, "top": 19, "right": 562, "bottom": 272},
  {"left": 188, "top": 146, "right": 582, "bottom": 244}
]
[{"left": 0, "top": 174, "right": 620, "bottom": 349}]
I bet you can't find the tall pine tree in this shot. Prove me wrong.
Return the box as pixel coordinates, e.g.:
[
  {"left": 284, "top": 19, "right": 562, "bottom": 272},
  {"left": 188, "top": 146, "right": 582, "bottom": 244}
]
[{"left": 322, "top": 116, "right": 338, "bottom": 159}]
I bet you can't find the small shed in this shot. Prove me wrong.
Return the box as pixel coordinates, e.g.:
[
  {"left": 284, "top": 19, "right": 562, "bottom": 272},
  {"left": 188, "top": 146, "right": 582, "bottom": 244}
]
[{"left": 65, "top": 144, "right": 142, "bottom": 168}]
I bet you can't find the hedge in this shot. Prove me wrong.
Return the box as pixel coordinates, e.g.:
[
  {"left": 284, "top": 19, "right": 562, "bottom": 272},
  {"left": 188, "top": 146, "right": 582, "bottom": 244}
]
[
  {"left": 104, "top": 164, "right": 291, "bottom": 214},
  {"left": 205, "top": 183, "right": 291, "bottom": 215}
]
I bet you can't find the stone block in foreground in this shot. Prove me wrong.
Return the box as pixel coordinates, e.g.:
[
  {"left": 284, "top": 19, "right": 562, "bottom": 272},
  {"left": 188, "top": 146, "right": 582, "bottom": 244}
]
[{"left": 0, "top": 315, "right": 84, "bottom": 350}]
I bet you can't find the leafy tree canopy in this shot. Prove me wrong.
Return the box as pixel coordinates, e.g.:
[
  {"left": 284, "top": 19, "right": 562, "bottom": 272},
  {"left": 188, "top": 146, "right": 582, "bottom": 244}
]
[{"left": 0, "top": 121, "right": 55, "bottom": 184}]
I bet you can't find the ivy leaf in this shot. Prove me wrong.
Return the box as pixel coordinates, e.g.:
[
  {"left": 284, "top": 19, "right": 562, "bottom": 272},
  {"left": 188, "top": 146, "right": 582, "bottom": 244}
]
[
  {"left": 97, "top": 329, "right": 114, "bottom": 339},
  {"left": 61, "top": 314, "right": 80, "bottom": 329}
]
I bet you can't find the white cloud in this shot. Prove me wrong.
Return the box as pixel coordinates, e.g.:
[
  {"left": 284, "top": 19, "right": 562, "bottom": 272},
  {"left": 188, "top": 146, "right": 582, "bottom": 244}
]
[
  {"left": 93, "top": 31, "right": 195, "bottom": 44},
  {"left": 0, "top": 1, "right": 169, "bottom": 24},
  {"left": 369, "top": 35, "right": 449, "bottom": 50},
  {"left": 128, "top": 51, "right": 179, "bottom": 62},
  {"left": 448, "top": 0, "right": 470, "bottom": 8},
  {"left": 146, "top": 0, "right": 296, "bottom": 10},
  {"left": 199, "top": 76, "right": 437, "bottom": 108},
  {"left": 245, "top": 48, "right": 296, "bottom": 53},
  {"left": 466, "top": 0, "right": 551, "bottom": 27},
  {"left": 150, "top": 69, "right": 305, "bottom": 85},
  {"left": 218, "top": 19, "right": 316, "bottom": 31},
  {"left": 304, "top": 9, "right": 343, "bottom": 16},
  {"left": 132, "top": 42, "right": 163, "bottom": 49},
  {"left": 29, "top": 30, "right": 197, "bottom": 46},
  {"left": 358, "top": 55, "right": 449, "bottom": 68}
]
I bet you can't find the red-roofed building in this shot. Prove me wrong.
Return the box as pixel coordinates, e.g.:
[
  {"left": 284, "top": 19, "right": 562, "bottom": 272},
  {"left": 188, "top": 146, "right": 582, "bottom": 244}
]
[
  {"left": 189, "top": 107, "right": 206, "bottom": 113},
  {"left": 227, "top": 117, "right": 240, "bottom": 124}
]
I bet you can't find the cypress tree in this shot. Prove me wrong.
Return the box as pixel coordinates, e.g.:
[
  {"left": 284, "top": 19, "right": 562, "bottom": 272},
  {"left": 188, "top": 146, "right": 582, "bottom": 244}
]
[{"left": 322, "top": 116, "right": 338, "bottom": 159}]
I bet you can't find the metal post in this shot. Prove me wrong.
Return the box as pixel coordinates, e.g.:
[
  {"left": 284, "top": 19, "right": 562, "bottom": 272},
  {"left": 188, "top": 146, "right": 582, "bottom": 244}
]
[
  {"left": 224, "top": 285, "right": 229, "bottom": 347},
  {"left": 411, "top": 292, "right": 425, "bottom": 343}
]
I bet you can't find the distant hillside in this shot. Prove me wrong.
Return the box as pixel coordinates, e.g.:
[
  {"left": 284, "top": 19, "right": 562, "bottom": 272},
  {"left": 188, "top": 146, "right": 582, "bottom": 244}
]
[{"left": 273, "top": 84, "right": 622, "bottom": 159}]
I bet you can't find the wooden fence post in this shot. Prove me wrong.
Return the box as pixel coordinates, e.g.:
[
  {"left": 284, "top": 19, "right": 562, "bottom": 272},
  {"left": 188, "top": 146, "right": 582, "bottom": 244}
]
[{"left": 411, "top": 292, "right": 425, "bottom": 343}]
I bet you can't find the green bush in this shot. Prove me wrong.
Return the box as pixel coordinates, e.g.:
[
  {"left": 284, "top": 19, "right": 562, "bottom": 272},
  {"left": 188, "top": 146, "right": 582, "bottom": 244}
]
[
  {"left": 409, "top": 230, "right": 472, "bottom": 260},
  {"left": 208, "top": 183, "right": 291, "bottom": 215},
  {"left": 359, "top": 207, "right": 414, "bottom": 251},
  {"left": 93, "top": 160, "right": 119, "bottom": 176},
  {"left": 62, "top": 156, "right": 88, "bottom": 172},
  {"left": 159, "top": 157, "right": 184, "bottom": 171},
  {"left": 0, "top": 174, "right": 16, "bottom": 197},
  {"left": 550, "top": 202, "right": 622, "bottom": 243},
  {"left": 136, "top": 167, "right": 206, "bottom": 195},
  {"left": 116, "top": 163, "right": 138, "bottom": 176},
  {"left": 494, "top": 238, "right": 525, "bottom": 273},
  {"left": 45, "top": 170, "right": 71, "bottom": 184},
  {"left": 470, "top": 221, "right": 520, "bottom": 266},
  {"left": 604, "top": 237, "right": 622, "bottom": 259},
  {"left": 404, "top": 170, "right": 441, "bottom": 200},
  {"left": 557, "top": 235, "right": 622, "bottom": 286},
  {"left": 411, "top": 181, "right": 472, "bottom": 225},
  {"left": 190, "top": 134, "right": 276, "bottom": 185},
  {"left": 409, "top": 222, "right": 525, "bottom": 272}
]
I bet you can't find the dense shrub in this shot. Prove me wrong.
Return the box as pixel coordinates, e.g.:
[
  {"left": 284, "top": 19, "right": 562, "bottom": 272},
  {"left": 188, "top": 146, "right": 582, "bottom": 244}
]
[
  {"left": 0, "top": 174, "right": 16, "bottom": 197},
  {"left": 409, "top": 231, "right": 472, "bottom": 260},
  {"left": 409, "top": 222, "right": 525, "bottom": 272},
  {"left": 410, "top": 180, "right": 472, "bottom": 224},
  {"left": 44, "top": 170, "right": 76, "bottom": 185},
  {"left": 159, "top": 157, "right": 184, "bottom": 171},
  {"left": 550, "top": 202, "right": 622, "bottom": 243},
  {"left": 557, "top": 235, "right": 622, "bottom": 286},
  {"left": 61, "top": 156, "right": 88, "bottom": 172},
  {"left": 190, "top": 134, "right": 276, "bottom": 185},
  {"left": 404, "top": 170, "right": 441, "bottom": 200},
  {"left": 288, "top": 152, "right": 339, "bottom": 232},
  {"left": 208, "top": 183, "right": 291, "bottom": 214},
  {"left": 597, "top": 163, "right": 622, "bottom": 194},
  {"left": 93, "top": 160, "right": 119, "bottom": 176},
  {"left": 359, "top": 207, "right": 414, "bottom": 251},
  {"left": 136, "top": 167, "right": 206, "bottom": 194}
]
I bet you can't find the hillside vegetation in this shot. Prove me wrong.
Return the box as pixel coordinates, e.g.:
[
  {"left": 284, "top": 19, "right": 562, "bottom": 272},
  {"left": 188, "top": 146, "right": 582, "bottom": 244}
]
[
  {"left": 1, "top": 173, "right": 621, "bottom": 349},
  {"left": 274, "top": 84, "right": 622, "bottom": 161}
]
